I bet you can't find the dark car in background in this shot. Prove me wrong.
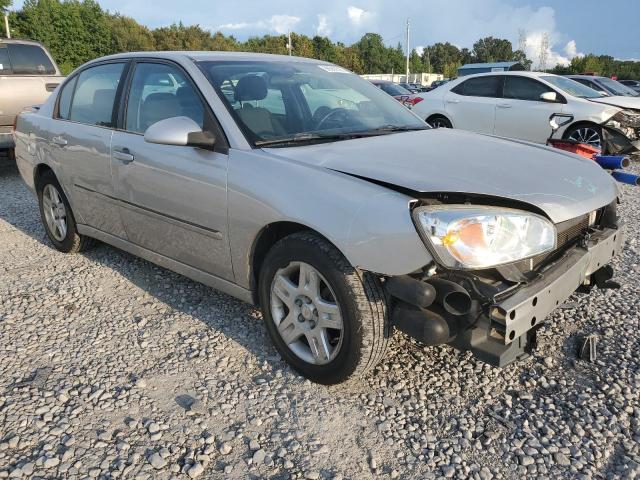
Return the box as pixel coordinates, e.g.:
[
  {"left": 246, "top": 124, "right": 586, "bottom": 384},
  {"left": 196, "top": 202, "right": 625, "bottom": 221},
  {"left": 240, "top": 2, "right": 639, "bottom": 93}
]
[
  {"left": 568, "top": 75, "right": 640, "bottom": 98},
  {"left": 369, "top": 79, "right": 423, "bottom": 107},
  {"left": 619, "top": 80, "right": 640, "bottom": 94}
]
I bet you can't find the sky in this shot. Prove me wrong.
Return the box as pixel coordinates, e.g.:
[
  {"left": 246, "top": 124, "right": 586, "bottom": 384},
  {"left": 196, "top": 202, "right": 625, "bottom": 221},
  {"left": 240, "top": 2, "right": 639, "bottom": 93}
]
[{"left": 10, "top": 0, "right": 640, "bottom": 67}]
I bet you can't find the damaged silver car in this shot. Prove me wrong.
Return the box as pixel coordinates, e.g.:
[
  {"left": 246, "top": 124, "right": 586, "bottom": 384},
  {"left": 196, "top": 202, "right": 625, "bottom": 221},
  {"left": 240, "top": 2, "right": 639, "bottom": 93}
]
[{"left": 14, "top": 52, "right": 624, "bottom": 384}]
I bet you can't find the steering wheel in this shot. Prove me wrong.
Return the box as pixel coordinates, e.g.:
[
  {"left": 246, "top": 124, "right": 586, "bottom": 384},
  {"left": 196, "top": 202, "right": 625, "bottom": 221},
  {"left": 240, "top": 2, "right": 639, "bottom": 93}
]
[{"left": 315, "top": 108, "right": 350, "bottom": 130}]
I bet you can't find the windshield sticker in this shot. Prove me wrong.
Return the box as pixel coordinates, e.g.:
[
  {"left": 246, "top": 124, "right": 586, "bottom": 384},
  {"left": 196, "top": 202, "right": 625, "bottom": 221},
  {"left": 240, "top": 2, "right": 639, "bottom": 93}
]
[{"left": 318, "top": 65, "right": 350, "bottom": 74}]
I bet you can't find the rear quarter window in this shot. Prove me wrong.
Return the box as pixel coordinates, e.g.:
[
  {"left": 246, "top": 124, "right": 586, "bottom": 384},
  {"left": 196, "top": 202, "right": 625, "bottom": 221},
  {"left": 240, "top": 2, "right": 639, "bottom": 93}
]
[
  {"left": 7, "top": 44, "right": 56, "bottom": 75},
  {"left": 452, "top": 76, "right": 501, "bottom": 97}
]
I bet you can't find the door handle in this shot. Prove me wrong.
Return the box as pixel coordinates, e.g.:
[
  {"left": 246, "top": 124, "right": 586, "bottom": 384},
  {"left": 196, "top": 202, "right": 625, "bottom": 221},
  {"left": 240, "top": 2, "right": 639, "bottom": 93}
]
[
  {"left": 497, "top": 103, "right": 512, "bottom": 108},
  {"left": 446, "top": 99, "right": 460, "bottom": 104},
  {"left": 51, "top": 136, "right": 67, "bottom": 147},
  {"left": 113, "top": 149, "right": 135, "bottom": 164}
]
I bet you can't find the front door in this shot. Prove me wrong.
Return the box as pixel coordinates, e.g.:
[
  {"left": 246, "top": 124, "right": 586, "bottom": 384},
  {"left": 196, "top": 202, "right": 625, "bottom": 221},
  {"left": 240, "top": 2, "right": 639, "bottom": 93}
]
[
  {"left": 110, "top": 61, "right": 233, "bottom": 281},
  {"left": 50, "top": 62, "right": 128, "bottom": 237},
  {"left": 493, "top": 76, "right": 564, "bottom": 143}
]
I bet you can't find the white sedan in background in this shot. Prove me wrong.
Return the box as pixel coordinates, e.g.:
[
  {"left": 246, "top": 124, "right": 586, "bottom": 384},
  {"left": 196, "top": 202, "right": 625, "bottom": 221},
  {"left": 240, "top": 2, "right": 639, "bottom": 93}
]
[{"left": 411, "top": 71, "right": 640, "bottom": 154}]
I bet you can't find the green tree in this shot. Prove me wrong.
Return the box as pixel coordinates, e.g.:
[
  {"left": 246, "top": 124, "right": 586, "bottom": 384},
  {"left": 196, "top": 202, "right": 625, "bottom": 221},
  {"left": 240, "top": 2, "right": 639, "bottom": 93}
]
[
  {"left": 472, "top": 36, "right": 513, "bottom": 63},
  {"left": 354, "top": 33, "right": 388, "bottom": 73},
  {"left": 423, "top": 42, "right": 462, "bottom": 74},
  {"left": 107, "top": 14, "right": 154, "bottom": 53},
  {"left": 1, "top": 0, "right": 12, "bottom": 13}
]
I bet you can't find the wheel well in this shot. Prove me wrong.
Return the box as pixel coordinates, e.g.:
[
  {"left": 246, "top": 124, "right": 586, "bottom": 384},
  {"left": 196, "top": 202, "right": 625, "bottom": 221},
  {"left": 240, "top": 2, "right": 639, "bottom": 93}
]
[
  {"left": 426, "top": 114, "right": 451, "bottom": 124},
  {"left": 250, "top": 221, "right": 322, "bottom": 304},
  {"left": 34, "top": 164, "right": 54, "bottom": 190}
]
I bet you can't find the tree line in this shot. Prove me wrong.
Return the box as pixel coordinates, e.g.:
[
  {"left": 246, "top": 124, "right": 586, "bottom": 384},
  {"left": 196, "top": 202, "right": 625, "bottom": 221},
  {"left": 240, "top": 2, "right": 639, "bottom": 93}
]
[{"left": 2, "top": 0, "right": 639, "bottom": 80}]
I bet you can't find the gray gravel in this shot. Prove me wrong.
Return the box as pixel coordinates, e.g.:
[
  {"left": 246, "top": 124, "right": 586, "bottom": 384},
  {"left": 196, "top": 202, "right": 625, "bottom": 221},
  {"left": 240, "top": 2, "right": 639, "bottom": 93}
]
[{"left": 1, "top": 153, "right": 639, "bottom": 479}]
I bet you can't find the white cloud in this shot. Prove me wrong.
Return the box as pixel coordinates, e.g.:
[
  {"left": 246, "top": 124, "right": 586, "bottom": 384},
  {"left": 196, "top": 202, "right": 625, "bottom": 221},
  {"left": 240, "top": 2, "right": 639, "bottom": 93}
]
[
  {"left": 216, "top": 14, "right": 300, "bottom": 34},
  {"left": 521, "top": 32, "right": 583, "bottom": 69},
  {"left": 347, "top": 6, "right": 373, "bottom": 26},
  {"left": 415, "top": 45, "right": 425, "bottom": 57},
  {"left": 316, "top": 14, "right": 331, "bottom": 36}
]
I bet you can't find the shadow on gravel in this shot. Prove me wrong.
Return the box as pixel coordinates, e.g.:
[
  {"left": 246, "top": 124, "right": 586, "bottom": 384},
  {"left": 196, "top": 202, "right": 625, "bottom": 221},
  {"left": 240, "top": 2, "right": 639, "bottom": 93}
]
[{"left": 0, "top": 154, "right": 283, "bottom": 372}]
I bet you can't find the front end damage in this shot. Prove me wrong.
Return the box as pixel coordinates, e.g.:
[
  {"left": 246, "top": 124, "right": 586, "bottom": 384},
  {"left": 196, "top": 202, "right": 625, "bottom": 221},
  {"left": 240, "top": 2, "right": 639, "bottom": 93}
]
[
  {"left": 601, "top": 110, "right": 640, "bottom": 156},
  {"left": 386, "top": 200, "right": 624, "bottom": 367}
]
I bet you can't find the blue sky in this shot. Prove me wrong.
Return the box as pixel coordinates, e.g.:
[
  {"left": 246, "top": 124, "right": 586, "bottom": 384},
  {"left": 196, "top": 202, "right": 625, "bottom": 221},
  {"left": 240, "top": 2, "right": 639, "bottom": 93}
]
[{"left": 10, "top": 0, "right": 640, "bottom": 65}]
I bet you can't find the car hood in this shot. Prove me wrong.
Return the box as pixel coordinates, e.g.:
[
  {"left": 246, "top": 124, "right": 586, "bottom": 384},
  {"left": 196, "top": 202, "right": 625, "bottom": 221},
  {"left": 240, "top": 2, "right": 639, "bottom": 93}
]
[
  {"left": 589, "top": 95, "right": 640, "bottom": 110},
  {"left": 263, "top": 128, "right": 618, "bottom": 224}
]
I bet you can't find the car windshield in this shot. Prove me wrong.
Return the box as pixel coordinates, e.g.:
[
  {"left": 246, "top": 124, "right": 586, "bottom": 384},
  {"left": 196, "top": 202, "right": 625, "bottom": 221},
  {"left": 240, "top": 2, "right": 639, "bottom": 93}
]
[
  {"left": 198, "top": 60, "right": 426, "bottom": 146},
  {"left": 541, "top": 76, "right": 603, "bottom": 99},
  {"left": 596, "top": 77, "right": 640, "bottom": 97}
]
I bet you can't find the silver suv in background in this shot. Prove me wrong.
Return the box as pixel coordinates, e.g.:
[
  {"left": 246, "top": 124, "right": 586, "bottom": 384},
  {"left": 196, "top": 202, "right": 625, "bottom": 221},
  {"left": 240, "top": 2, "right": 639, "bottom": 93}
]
[
  {"left": 14, "top": 52, "right": 624, "bottom": 384},
  {"left": 0, "top": 39, "right": 64, "bottom": 152}
]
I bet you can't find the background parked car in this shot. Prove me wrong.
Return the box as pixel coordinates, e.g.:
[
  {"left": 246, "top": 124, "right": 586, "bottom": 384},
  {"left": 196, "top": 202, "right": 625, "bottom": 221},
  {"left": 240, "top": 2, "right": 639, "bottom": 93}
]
[
  {"left": 619, "top": 79, "right": 640, "bottom": 93},
  {"left": 411, "top": 71, "right": 640, "bottom": 154},
  {"left": 567, "top": 75, "right": 640, "bottom": 98},
  {"left": 398, "top": 82, "right": 422, "bottom": 93},
  {"left": 0, "top": 39, "right": 64, "bottom": 155},
  {"left": 370, "top": 79, "right": 423, "bottom": 107}
]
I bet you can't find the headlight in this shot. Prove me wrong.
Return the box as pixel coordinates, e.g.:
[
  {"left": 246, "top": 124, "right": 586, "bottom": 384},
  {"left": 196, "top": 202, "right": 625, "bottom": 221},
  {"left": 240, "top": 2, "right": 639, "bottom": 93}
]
[{"left": 413, "top": 205, "right": 556, "bottom": 269}]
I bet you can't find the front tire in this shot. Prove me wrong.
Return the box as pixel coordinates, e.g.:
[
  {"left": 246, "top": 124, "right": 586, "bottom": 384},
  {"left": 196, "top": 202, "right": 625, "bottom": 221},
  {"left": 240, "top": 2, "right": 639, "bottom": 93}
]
[
  {"left": 37, "top": 170, "right": 94, "bottom": 253},
  {"left": 564, "top": 123, "right": 603, "bottom": 149},
  {"left": 258, "top": 232, "right": 390, "bottom": 384}
]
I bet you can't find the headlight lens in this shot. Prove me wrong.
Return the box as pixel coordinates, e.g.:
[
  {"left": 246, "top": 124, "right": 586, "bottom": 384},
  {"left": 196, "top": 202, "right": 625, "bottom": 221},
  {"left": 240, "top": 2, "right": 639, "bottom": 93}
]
[{"left": 413, "top": 206, "right": 556, "bottom": 269}]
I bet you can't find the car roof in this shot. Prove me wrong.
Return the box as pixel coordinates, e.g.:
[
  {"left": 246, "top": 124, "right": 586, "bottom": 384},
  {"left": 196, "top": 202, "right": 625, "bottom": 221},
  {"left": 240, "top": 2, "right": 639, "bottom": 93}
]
[
  {"left": 567, "top": 75, "right": 608, "bottom": 80},
  {"left": 0, "top": 38, "right": 48, "bottom": 47},
  {"left": 456, "top": 70, "right": 557, "bottom": 80},
  {"left": 86, "top": 51, "right": 332, "bottom": 65}
]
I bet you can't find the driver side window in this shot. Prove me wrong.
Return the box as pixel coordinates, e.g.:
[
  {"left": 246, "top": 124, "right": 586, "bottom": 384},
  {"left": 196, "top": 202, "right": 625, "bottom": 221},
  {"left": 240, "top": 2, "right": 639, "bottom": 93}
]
[{"left": 125, "top": 62, "right": 205, "bottom": 134}]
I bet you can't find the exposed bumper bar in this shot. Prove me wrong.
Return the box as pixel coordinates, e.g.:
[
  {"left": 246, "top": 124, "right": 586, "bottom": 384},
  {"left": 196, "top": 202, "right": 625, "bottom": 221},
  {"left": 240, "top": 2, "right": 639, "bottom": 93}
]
[
  {"left": 491, "top": 226, "right": 624, "bottom": 344},
  {"left": 0, "top": 132, "right": 14, "bottom": 149}
]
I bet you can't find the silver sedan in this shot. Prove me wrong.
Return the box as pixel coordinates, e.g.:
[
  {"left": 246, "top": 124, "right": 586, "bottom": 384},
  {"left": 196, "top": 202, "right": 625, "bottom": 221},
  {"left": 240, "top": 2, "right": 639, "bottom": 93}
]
[{"left": 14, "top": 52, "right": 623, "bottom": 384}]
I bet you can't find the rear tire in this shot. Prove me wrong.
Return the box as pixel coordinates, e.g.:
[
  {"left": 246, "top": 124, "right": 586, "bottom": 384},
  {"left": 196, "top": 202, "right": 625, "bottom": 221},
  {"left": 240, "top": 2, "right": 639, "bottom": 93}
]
[
  {"left": 427, "top": 115, "right": 452, "bottom": 129},
  {"left": 37, "top": 170, "right": 95, "bottom": 253},
  {"left": 258, "top": 232, "right": 390, "bottom": 384}
]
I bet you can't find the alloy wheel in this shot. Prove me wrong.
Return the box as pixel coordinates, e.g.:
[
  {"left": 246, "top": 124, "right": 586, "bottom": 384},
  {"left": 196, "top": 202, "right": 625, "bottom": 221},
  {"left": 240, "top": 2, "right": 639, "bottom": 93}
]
[
  {"left": 270, "top": 261, "right": 344, "bottom": 365},
  {"left": 42, "top": 184, "right": 68, "bottom": 242},
  {"left": 568, "top": 127, "right": 601, "bottom": 148},
  {"left": 429, "top": 118, "right": 451, "bottom": 129}
]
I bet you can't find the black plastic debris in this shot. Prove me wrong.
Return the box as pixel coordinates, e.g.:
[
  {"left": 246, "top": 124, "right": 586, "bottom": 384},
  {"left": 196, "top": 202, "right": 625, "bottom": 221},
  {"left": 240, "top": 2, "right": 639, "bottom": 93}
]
[{"left": 578, "top": 335, "right": 598, "bottom": 362}]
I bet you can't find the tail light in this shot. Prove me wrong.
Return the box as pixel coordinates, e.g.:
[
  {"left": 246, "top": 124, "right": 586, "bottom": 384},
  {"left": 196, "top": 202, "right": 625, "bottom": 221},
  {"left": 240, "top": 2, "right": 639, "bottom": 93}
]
[{"left": 403, "top": 97, "right": 424, "bottom": 108}]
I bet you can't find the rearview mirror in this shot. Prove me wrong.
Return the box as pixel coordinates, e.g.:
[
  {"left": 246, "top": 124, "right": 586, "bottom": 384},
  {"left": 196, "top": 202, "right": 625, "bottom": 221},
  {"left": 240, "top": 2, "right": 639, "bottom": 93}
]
[
  {"left": 144, "top": 116, "right": 215, "bottom": 150},
  {"left": 540, "top": 91, "right": 558, "bottom": 103}
]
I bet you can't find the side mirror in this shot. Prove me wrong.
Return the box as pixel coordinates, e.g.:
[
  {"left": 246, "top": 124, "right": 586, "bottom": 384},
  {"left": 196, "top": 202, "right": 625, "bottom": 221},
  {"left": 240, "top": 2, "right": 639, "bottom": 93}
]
[
  {"left": 540, "top": 91, "right": 558, "bottom": 103},
  {"left": 144, "top": 116, "right": 215, "bottom": 150}
]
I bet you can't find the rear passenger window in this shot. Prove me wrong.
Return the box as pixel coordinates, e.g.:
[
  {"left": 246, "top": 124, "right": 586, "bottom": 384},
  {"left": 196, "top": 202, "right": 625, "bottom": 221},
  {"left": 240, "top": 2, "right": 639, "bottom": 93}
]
[
  {"left": 503, "top": 76, "right": 554, "bottom": 101},
  {"left": 57, "top": 77, "right": 78, "bottom": 120},
  {"left": 125, "top": 62, "right": 205, "bottom": 134},
  {"left": 0, "top": 46, "right": 12, "bottom": 74},
  {"left": 7, "top": 44, "right": 55, "bottom": 75},
  {"left": 452, "top": 76, "right": 500, "bottom": 97},
  {"left": 69, "top": 63, "right": 125, "bottom": 127}
]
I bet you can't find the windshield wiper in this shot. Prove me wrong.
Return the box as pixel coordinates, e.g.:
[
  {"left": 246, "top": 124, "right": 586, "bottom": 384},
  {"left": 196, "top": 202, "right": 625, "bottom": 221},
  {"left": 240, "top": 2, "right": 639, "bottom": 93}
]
[{"left": 255, "top": 125, "right": 429, "bottom": 147}]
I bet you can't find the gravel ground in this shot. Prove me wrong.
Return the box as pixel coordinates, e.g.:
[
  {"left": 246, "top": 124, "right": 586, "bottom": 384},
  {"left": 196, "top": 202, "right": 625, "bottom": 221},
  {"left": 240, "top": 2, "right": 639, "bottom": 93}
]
[{"left": 0, "top": 152, "right": 639, "bottom": 480}]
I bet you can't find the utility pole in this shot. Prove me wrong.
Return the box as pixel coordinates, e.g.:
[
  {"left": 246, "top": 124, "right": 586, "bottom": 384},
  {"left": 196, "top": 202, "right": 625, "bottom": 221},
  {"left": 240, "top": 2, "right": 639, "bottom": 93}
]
[
  {"left": 3, "top": 14, "right": 10, "bottom": 38},
  {"left": 286, "top": 31, "right": 293, "bottom": 56},
  {"left": 405, "top": 18, "right": 410, "bottom": 83}
]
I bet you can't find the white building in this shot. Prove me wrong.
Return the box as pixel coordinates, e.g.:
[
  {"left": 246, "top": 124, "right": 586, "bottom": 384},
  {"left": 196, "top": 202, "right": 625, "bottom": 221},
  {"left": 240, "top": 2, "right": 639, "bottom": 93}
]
[{"left": 360, "top": 72, "right": 444, "bottom": 86}]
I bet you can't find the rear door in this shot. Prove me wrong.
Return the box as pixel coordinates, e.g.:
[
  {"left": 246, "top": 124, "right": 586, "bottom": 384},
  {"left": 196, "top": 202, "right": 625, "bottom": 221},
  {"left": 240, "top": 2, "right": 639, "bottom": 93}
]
[
  {"left": 110, "top": 60, "right": 233, "bottom": 281},
  {"left": 444, "top": 75, "right": 501, "bottom": 134},
  {"left": 48, "top": 61, "right": 129, "bottom": 237},
  {"left": 493, "top": 75, "right": 565, "bottom": 143}
]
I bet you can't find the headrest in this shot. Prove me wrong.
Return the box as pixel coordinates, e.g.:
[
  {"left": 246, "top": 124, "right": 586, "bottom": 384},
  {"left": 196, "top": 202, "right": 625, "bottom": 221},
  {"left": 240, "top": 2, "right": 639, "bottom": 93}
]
[
  {"left": 235, "top": 75, "right": 268, "bottom": 102},
  {"left": 93, "top": 89, "right": 115, "bottom": 108}
]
